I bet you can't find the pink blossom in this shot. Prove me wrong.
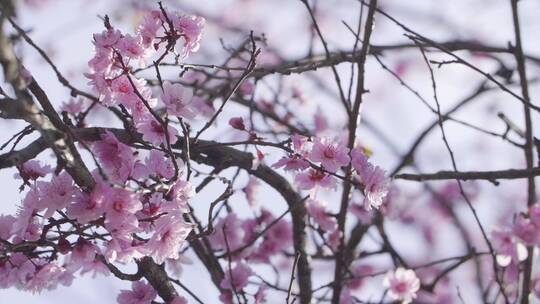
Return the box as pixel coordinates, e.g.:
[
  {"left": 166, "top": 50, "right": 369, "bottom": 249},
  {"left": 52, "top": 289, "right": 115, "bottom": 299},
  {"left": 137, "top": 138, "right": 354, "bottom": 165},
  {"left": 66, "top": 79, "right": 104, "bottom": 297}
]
[
  {"left": 117, "top": 34, "right": 146, "bottom": 60},
  {"left": 103, "top": 188, "right": 142, "bottom": 242},
  {"left": 242, "top": 177, "right": 259, "bottom": 206},
  {"left": 67, "top": 239, "right": 97, "bottom": 272},
  {"left": 163, "top": 180, "right": 194, "bottom": 214},
  {"left": 93, "top": 131, "right": 135, "bottom": 183},
  {"left": 137, "top": 14, "right": 161, "bottom": 48},
  {"left": 15, "top": 160, "right": 52, "bottom": 181},
  {"left": 220, "top": 262, "right": 252, "bottom": 291},
  {"left": 61, "top": 98, "right": 86, "bottom": 115},
  {"left": 162, "top": 81, "right": 196, "bottom": 119},
  {"left": 27, "top": 263, "right": 70, "bottom": 293},
  {"left": 165, "top": 255, "right": 193, "bottom": 278},
  {"left": 383, "top": 268, "right": 420, "bottom": 304},
  {"left": 172, "top": 14, "right": 205, "bottom": 58},
  {"left": 512, "top": 216, "right": 539, "bottom": 246},
  {"left": 94, "top": 28, "right": 121, "bottom": 48},
  {"left": 266, "top": 219, "right": 293, "bottom": 246},
  {"left": 309, "top": 137, "right": 350, "bottom": 173},
  {"left": 529, "top": 204, "right": 540, "bottom": 226},
  {"left": 255, "top": 285, "right": 268, "bottom": 303},
  {"left": 238, "top": 81, "right": 255, "bottom": 96},
  {"left": 291, "top": 134, "right": 309, "bottom": 151},
  {"left": 191, "top": 96, "right": 214, "bottom": 118},
  {"left": 108, "top": 75, "right": 137, "bottom": 107},
  {"left": 209, "top": 213, "right": 245, "bottom": 251},
  {"left": 117, "top": 281, "right": 157, "bottom": 304},
  {"left": 144, "top": 150, "right": 176, "bottom": 179},
  {"left": 37, "top": 172, "right": 75, "bottom": 218},
  {"left": 229, "top": 117, "right": 246, "bottom": 130},
  {"left": 314, "top": 106, "right": 328, "bottom": 134},
  {"left": 351, "top": 148, "right": 390, "bottom": 210},
  {"left": 328, "top": 229, "right": 342, "bottom": 251},
  {"left": 349, "top": 264, "right": 374, "bottom": 290},
  {"left": 491, "top": 228, "right": 528, "bottom": 267},
  {"left": 0, "top": 215, "right": 16, "bottom": 240},
  {"left": 3, "top": 253, "right": 36, "bottom": 289},
  {"left": 137, "top": 118, "right": 179, "bottom": 146},
  {"left": 145, "top": 217, "right": 193, "bottom": 264},
  {"left": 362, "top": 166, "right": 390, "bottom": 210},
  {"left": 306, "top": 199, "right": 337, "bottom": 231},
  {"left": 67, "top": 184, "right": 107, "bottom": 224},
  {"left": 273, "top": 155, "right": 309, "bottom": 171},
  {"left": 105, "top": 238, "right": 144, "bottom": 264},
  {"left": 351, "top": 147, "right": 369, "bottom": 174},
  {"left": 295, "top": 169, "right": 336, "bottom": 190},
  {"left": 11, "top": 187, "right": 40, "bottom": 239}
]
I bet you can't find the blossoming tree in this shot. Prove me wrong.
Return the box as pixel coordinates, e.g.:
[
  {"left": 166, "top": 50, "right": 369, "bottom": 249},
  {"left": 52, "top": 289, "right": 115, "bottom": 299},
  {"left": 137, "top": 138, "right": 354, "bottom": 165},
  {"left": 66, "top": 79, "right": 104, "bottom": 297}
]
[{"left": 0, "top": 0, "right": 539, "bottom": 303}]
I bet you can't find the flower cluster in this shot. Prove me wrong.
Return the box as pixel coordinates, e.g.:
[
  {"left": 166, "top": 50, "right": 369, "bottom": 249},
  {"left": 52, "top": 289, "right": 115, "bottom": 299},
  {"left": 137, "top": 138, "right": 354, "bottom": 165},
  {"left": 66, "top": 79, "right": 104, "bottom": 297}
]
[
  {"left": 273, "top": 135, "right": 390, "bottom": 228},
  {"left": 85, "top": 8, "right": 207, "bottom": 146},
  {"left": 0, "top": 129, "right": 194, "bottom": 295},
  {"left": 0, "top": 8, "right": 208, "bottom": 301},
  {"left": 491, "top": 203, "right": 540, "bottom": 271}
]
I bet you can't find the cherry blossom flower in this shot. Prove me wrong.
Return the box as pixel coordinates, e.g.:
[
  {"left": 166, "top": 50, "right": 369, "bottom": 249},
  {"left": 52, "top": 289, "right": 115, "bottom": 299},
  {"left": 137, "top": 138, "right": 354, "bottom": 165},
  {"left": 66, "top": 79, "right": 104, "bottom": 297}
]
[
  {"left": 306, "top": 199, "right": 337, "bottom": 231},
  {"left": 15, "top": 160, "right": 51, "bottom": 181},
  {"left": 266, "top": 219, "right": 293, "bottom": 246},
  {"left": 314, "top": 106, "right": 329, "bottom": 134},
  {"left": 117, "top": 281, "right": 157, "bottom": 304},
  {"left": 210, "top": 213, "right": 245, "bottom": 251},
  {"left": 309, "top": 137, "right": 350, "bottom": 173},
  {"left": 238, "top": 81, "right": 255, "bottom": 96},
  {"left": 104, "top": 187, "right": 142, "bottom": 231},
  {"left": 93, "top": 131, "right": 135, "bottom": 183},
  {"left": 362, "top": 166, "right": 390, "bottom": 210},
  {"left": 0, "top": 215, "right": 15, "bottom": 241},
  {"left": 117, "top": 34, "right": 145, "bottom": 60},
  {"left": 273, "top": 154, "right": 310, "bottom": 171},
  {"left": 37, "top": 172, "right": 75, "bottom": 218},
  {"left": 61, "top": 98, "right": 86, "bottom": 115},
  {"left": 11, "top": 187, "right": 40, "bottom": 239},
  {"left": 137, "top": 118, "right": 179, "bottom": 146},
  {"left": 191, "top": 96, "right": 214, "bottom": 118},
  {"left": 351, "top": 148, "right": 390, "bottom": 210},
  {"left": 512, "top": 216, "right": 539, "bottom": 246},
  {"left": 94, "top": 28, "right": 121, "bottom": 48},
  {"left": 67, "top": 184, "right": 107, "bottom": 224},
  {"left": 242, "top": 177, "right": 259, "bottom": 206},
  {"left": 220, "top": 262, "right": 253, "bottom": 291},
  {"left": 172, "top": 14, "right": 206, "bottom": 58},
  {"left": 67, "top": 239, "right": 98, "bottom": 272},
  {"left": 383, "top": 268, "right": 420, "bottom": 304},
  {"left": 27, "top": 263, "right": 70, "bottom": 293},
  {"left": 328, "top": 229, "right": 342, "bottom": 251},
  {"left": 165, "top": 255, "right": 193, "bottom": 278},
  {"left": 105, "top": 238, "right": 144, "bottom": 264},
  {"left": 163, "top": 180, "right": 194, "bottom": 214},
  {"left": 137, "top": 14, "right": 161, "bottom": 48},
  {"left": 529, "top": 203, "right": 540, "bottom": 226},
  {"left": 295, "top": 169, "right": 336, "bottom": 190},
  {"left": 145, "top": 217, "right": 193, "bottom": 264},
  {"left": 143, "top": 150, "right": 176, "bottom": 179},
  {"left": 161, "top": 81, "right": 196, "bottom": 119},
  {"left": 349, "top": 264, "right": 374, "bottom": 290}
]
